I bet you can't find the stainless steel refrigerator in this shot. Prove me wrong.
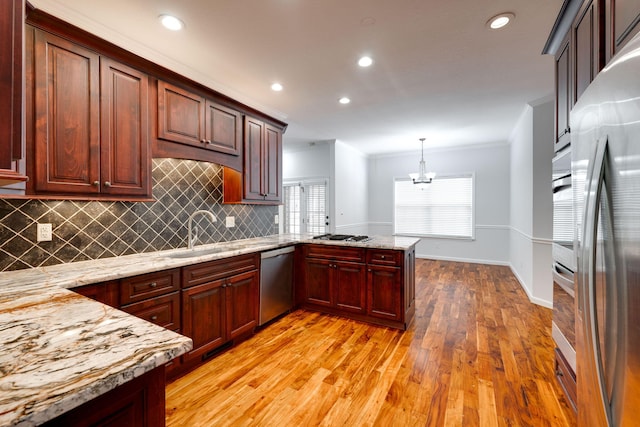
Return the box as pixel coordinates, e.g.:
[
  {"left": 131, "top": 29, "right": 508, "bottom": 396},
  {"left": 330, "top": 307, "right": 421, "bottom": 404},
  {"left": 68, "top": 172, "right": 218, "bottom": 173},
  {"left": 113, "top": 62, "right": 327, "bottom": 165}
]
[{"left": 571, "top": 32, "right": 640, "bottom": 425}]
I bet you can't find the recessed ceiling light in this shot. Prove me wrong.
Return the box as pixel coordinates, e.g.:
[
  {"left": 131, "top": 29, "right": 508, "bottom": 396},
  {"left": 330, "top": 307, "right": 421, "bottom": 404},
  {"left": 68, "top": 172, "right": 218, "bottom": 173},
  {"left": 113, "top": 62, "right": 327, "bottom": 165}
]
[
  {"left": 358, "top": 56, "right": 373, "bottom": 67},
  {"left": 159, "top": 14, "right": 184, "bottom": 31},
  {"left": 339, "top": 97, "right": 351, "bottom": 104},
  {"left": 271, "top": 83, "right": 283, "bottom": 92},
  {"left": 487, "top": 12, "right": 515, "bottom": 30}
]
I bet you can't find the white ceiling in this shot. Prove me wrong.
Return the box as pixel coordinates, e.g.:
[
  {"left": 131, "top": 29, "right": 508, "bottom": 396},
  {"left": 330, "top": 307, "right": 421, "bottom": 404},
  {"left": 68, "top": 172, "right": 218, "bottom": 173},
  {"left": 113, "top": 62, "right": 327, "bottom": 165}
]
[{"left": 30, "top": 0, "right": 562, "bottom": 155}]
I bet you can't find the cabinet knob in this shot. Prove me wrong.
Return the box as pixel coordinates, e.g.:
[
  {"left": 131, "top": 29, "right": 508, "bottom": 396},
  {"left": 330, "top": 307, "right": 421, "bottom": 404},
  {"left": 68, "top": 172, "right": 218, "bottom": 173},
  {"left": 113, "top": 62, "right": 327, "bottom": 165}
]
[
  {"left": 151, "top": 315, "right": 158, "bottom": 321},
  {"left": 92, "top": 181, "right": 100, "bottom": 186},
  {"left": 104, "top": 181, "right": 112, "bottom": 187},
  {"left": 149, "top": 282, "right": 157, "bottom": 288},
  {"left": 201, "top": 139, "right": 207, "bottom": 143},
  {"left": 206, "top": 139, "right": 212, "bottom": 144},
  {"left": 381, "top": 255, "right": 386, "bottom": 259},
  {"left": 368, "top": 269, "right": 372, "bottom": 272}
]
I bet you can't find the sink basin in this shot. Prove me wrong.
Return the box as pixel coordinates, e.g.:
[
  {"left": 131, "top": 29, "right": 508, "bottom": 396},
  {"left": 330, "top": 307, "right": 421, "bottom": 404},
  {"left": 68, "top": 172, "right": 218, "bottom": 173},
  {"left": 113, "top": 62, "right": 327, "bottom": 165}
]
[{"left": 166, "top": 248, "right": 228, "bottom": 259}]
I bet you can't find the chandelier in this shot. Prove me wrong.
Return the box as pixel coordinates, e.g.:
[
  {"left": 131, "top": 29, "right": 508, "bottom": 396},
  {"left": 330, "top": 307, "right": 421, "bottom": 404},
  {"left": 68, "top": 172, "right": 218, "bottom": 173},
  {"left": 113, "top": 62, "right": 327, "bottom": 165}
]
[{"left": 409, "top": 138, "right": 436, "bottom": 186}]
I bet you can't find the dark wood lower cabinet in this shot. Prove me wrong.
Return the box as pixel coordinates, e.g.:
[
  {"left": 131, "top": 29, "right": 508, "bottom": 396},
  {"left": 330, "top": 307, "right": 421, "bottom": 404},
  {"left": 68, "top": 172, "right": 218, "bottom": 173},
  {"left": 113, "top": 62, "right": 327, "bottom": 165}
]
[
  {"left": 301, "top": 245, "right": 415, "bottom": 330},
  {"left": 181, "top": 278, "right": 226, "bottom": 361},
  {"left": 42, "top": 366, "right": 166, "bottom": 427},
  {"left": 367, "top": 265, "right": 402, "bottom": 322},
  {"left": 555, "top": 347, "right": 577, "bottom": 412}
]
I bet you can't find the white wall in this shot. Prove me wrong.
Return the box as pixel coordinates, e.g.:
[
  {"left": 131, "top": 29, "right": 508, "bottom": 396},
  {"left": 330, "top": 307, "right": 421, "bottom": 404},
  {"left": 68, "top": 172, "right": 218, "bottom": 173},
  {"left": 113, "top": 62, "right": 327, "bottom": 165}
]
[
  {"left": 334, "top": 141, "right": 369, "bottom": 234},
  {"left": 509, "top": 98, "right": 554, "bottom": 307},
  {"left": 368, "top": 143, "right": 511, "bottom": 264}
]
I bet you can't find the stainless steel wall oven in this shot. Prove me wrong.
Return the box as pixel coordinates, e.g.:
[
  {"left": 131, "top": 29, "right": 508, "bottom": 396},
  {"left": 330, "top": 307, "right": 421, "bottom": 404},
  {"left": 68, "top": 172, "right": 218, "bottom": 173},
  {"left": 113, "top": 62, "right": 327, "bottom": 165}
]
[{"left": 552, "top": 147, "right": 576, "bottom": 375}]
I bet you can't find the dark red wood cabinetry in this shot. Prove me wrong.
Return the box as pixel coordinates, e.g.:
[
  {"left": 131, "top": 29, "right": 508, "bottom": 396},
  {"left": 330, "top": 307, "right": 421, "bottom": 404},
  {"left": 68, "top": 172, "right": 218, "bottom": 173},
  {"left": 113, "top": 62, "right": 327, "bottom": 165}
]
[
  {"left": 301, "top": 244, "right": 415, "bottom": 330},
  {"left": 0, "top": 0, "right": 28, "bottom": 187},
  {"left": 181, "top": 254, "right": 259, "bottom": 363},
  {"left": 605, "top": 0, "right": 640, "bottom": 61},
  {"left": 42, "top": 366, "right": 166, "bottom": 427},
  {"left": 157, "top": 80, "right": 241, "bottom": 156},
  {"left": 303, "top": 245, "right": 367, "bottom": 314},
  {"left": 555, "top": 35, "right": 572, "bottom": 152},
  {"left": 28, "top": 28, "right": 150, "bottom": 198},
  {"left": 223, "top": 116, "right": 283, "bottom": 204}
]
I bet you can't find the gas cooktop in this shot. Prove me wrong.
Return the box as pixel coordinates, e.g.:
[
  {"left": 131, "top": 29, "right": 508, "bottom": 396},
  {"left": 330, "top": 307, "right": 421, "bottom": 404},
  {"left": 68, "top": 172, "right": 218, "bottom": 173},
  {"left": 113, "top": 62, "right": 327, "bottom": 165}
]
[{"left": 312, "top": 234, "right": 371, "bottom": 242}]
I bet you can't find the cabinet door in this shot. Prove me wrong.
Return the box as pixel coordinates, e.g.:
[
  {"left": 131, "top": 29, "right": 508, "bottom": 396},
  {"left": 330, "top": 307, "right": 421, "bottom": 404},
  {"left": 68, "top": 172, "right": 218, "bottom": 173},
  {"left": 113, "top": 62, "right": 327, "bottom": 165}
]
[
  {"left": 157, "top": 80, "right": 205, "bottom": 147},
  {"left": 205, "top": 101, "right": 241, "bottom": 155},
  {"left": 0, "top": 0, "right": 26, "bottom": 185},
  {"left": 554, "top": 35, "right": 571, "bottom": 152},
  {"left": 225, "top": 270, "right": 259, "bottom": 339},
  {"left": 243, "top": 116, "right": 265, "bottom": 200},
  {"left": 367, "top": 265, "right": 402, "bottom": 322},
  {"left": 73, "top": 280, "right": 119, "bottom": 307},
  {"left": 573, "top": 0, "right": 601, "bottom": 103},
  {"left": 606, "top": 0, "right": 640, "bottom": 61},
  {"left": 100, "top": 58, "right": 150, "bottom": 196},
  {"left": 263, "top": 124, "right": 282, "bottom": 202},
  {"left": 304, "top": 258, "right": 333, "bottom": 307},
  {"left": 33, "top": 29, "right": 101, "bottom": 194},
  {"left": 334, "top": 262, "right": 366, "bottom": 314},
  {"left": 182, "top": 279, "right": 226, "bottom": 361}
]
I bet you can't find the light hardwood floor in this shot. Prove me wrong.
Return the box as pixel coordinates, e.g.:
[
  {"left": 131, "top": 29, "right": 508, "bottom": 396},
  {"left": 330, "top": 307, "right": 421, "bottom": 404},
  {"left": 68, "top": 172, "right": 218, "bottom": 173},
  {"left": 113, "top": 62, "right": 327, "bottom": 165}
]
[{"left": 166, "top": 259, "right": 576, "bottom": 426}]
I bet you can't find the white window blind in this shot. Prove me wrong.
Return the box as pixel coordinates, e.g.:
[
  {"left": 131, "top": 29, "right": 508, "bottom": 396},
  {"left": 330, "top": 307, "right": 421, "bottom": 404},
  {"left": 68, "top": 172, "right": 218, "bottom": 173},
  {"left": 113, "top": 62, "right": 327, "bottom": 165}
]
[
  {"left": 306, "top": 183, "right": 327, "bottom": 234},
  {"left": 283, "top": 185, "right": 301, "bottom": 234},
  {"left": 394, "top": 175, "right": 474, "bottom": 239},
  {"left": 283, "top": 180, "right": 328, "bottom": 234}
]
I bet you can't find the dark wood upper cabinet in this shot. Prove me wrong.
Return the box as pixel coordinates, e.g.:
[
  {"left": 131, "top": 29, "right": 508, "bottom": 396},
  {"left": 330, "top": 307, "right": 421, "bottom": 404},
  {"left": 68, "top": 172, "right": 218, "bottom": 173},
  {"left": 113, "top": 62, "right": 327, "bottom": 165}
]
[
  {"left": 573, "top": 0, "right": 603, "bottom": 102},
  {"left": 157, "top": 81, "right": 205, "bottom": 147},
  {"left": 0, "top": 0, "right": 28, "bottom": 187},
  {"left": 30, "top": 29, "right": 150, "bottom": 198},
  {"left": 157, "top": 80, "right": 241, "bottom": 156},
  {"left": 555, "top": 35, "right": 572, "bottom": 152},
  {"left": 100, "top": 58, "right": 150, "bottom": 196},
  {"left": 223, "top": 116, "right": 283, "bottom": 204},
  {"left": 32, "top": 29, "right": 101, "bottom": 194},
  {"left": 206, "top": 101, "right": 242, "bottom": 156},
  {"left": 605, "top": 0, "right": 640, "bottom": 61}
]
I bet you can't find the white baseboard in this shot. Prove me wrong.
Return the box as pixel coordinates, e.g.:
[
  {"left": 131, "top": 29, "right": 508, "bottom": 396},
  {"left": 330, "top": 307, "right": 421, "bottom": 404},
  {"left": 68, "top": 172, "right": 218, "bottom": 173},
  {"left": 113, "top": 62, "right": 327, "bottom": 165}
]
[
  {"left": 508, "top": 264, "right": 553, "bottom": 309},
  {"left": 416, "top": 254, "right": 510, "bottom": 266}
]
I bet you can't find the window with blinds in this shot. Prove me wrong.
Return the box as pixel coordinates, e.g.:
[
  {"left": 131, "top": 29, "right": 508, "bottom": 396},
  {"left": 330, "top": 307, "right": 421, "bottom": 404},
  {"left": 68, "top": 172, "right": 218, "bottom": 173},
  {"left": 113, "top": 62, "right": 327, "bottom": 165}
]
[
  {"left": 394, "top": 174, "right": 474, "bottom": 239},
  {"left": 283, "top": 180, "right": 328, "bottom": 234}
]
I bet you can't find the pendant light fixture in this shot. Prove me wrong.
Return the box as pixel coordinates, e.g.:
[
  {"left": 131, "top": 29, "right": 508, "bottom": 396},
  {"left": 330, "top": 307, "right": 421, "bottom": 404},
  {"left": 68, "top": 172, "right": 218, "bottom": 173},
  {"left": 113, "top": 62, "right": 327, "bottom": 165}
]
[{"left": 409, "top": 138, "right": 436, "bottom": 186}]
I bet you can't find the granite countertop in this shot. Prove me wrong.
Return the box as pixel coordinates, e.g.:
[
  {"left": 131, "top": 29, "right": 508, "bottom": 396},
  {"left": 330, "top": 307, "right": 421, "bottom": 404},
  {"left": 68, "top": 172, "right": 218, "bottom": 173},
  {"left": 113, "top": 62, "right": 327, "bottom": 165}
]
[{"left": 0, "top": 233, "right": 419, "bottom": 426}]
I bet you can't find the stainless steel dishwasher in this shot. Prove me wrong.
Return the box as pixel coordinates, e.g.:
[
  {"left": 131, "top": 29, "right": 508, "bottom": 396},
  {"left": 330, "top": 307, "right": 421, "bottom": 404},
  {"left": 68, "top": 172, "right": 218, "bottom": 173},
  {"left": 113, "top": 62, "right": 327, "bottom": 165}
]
[{"left": 259, "top": 246, "right": 295, "bottom": 326}]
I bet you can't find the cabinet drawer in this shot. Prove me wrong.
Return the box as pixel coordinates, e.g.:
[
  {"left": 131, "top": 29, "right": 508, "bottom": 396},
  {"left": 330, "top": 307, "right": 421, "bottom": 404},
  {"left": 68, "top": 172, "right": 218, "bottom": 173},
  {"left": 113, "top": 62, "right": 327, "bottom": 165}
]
[
  {"left": 121, "top": 292, "right": 180, "bottom": 330},
  {"left": 304, "top": 244, "right": 365, "bottom": 262},
  {"left": 367, "top": 249, "right": 401, "bottom": 266},
  {"left": 182, "top": 254, "right": 258, "bottom": 288},
  {"left": 554, "top": 347, "right": 577, "bottom": 411},
  {"left": 120, "top": 269, "right": 180, "bottom": 305}
]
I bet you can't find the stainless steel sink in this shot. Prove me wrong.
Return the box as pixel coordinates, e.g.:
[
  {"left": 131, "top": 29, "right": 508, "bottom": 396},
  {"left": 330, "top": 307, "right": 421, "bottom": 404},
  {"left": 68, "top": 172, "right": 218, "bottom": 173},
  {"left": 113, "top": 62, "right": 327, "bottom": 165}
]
[{"left": 165, "top": 248, "right": 228, "bottom": 259}]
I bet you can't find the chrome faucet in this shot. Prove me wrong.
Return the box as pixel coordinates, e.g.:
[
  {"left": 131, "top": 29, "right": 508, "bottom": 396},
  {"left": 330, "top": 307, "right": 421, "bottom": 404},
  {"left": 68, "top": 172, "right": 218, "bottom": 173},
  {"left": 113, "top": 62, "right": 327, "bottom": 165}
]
[{"left": 187, "top": 210, "right": 217, "bottom": 249}]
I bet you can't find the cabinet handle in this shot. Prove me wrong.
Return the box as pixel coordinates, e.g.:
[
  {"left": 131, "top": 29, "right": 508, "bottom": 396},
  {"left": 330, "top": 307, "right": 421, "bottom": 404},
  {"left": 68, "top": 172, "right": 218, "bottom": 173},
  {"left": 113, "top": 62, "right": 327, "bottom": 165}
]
[
  {"left": 92, "top": 181, "right": 100, "bottom": 186},
  {"left": 104, "top": 181, "right": 111, "bottom": 187},
  {"left": 151, "top": 315, "right": 158, "bottom": 321},
  {"left": 149, "top": 282, "right": 157, "bottom": 288}
]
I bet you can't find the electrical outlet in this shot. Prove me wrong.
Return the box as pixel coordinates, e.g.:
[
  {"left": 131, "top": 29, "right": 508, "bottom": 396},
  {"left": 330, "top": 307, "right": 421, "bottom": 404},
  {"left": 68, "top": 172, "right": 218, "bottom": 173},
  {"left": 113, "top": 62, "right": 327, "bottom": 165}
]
[
  {"left": 37, "top": 223, "right": 53, "bottom": 242},
  {"left": 274, "top": 214, "right": 279, "bottom": 225},
  {"left": 225, "top": 216, "right": 235, "bottom": 228}
]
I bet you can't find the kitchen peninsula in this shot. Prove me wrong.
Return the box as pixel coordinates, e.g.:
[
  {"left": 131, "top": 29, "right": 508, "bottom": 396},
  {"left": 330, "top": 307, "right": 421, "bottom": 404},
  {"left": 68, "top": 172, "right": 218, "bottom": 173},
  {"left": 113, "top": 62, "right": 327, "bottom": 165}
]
[{"left": 0, "top": 234, "right": 418, "bottom": 426}]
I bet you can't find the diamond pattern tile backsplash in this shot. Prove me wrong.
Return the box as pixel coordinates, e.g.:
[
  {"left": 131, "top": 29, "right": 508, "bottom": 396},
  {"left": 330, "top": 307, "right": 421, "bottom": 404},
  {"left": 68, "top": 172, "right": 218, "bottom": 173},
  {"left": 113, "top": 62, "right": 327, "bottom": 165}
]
[{"left": 0, "top": 159, "right": 278, "bottom": 271}]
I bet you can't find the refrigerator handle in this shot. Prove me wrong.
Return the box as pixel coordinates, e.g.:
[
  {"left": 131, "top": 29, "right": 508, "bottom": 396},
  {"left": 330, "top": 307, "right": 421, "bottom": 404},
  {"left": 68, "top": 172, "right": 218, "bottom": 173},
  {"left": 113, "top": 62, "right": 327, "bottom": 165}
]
[{"left": 581, "top": 136, "right": 611, "bottom": 422}]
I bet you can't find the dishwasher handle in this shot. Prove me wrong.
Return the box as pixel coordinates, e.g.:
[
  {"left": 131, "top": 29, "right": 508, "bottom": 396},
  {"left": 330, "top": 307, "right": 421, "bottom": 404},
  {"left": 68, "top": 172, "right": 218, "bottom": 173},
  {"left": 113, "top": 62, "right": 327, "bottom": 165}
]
[{"left": 261, "top": 246, "right": 295, "bottom": 259}]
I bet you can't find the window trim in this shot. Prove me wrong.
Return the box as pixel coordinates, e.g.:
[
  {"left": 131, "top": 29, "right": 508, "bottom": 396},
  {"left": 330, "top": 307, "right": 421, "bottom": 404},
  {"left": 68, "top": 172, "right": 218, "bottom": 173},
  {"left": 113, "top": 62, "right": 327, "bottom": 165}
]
[{"left": 392, "top": 172, "right": 476, "bottom": 240}]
